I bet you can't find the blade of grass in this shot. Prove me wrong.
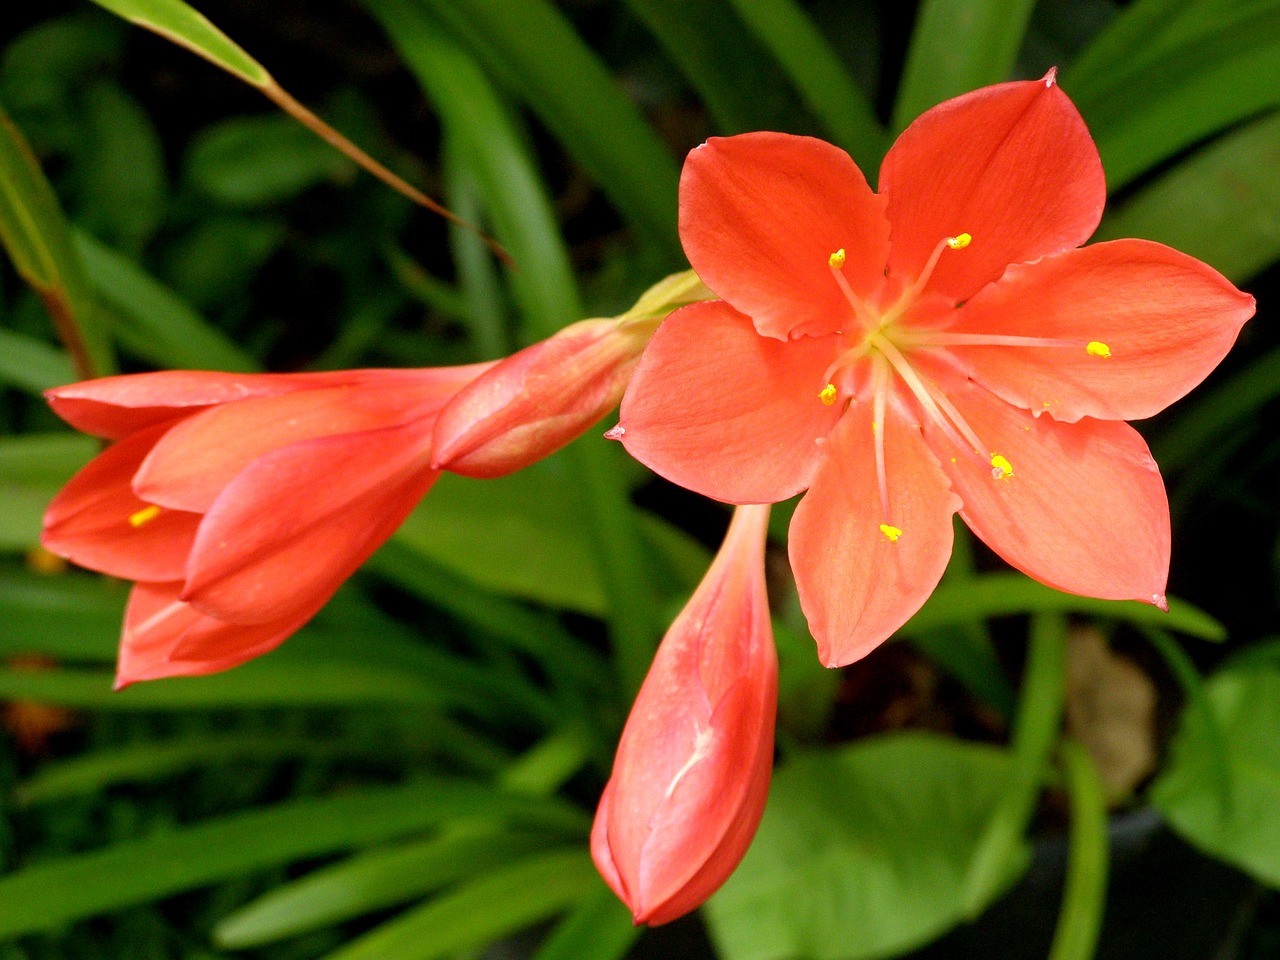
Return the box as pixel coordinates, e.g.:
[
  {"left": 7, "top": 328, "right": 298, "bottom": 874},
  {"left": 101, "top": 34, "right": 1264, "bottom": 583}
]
[
  {"left": 1049, "top": 740, "right": 1109, "bottom": 960},
  {"left": 84, "top": 0, "right": 504, "bottom": 259},
  {"left": 725, "top": 0, "right": 885, "bottom": 169},
  {"left": 962, "top": 613, "right": 1066, "bottom": 915},
  {"left": 0, "top": 779, "right": 587, "bottom": 938},
  {"left": 891, "top": 0, "right": 1038, "bottom": 132},
  {"left": 402, "top": 0, "right": 681, "bottom": 256},
  {"left": 0, "top": 105, "right": 113, "bottom": 378}
]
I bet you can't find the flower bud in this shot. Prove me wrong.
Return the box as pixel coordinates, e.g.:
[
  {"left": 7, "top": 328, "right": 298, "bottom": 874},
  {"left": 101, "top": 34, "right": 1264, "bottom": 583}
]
[{"left": 591, "top": 504, "right": 777, "bottom": 926}]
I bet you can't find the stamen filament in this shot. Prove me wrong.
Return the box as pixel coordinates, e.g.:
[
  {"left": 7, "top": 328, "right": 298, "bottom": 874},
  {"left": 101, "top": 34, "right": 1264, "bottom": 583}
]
[
  {"left": 869, "top": 333, "right": 985, "bottom": 457},
  {"left": 899, "top": 233, "right": 971, "bottom": 306},
  {"left": 908, "top": 332, "right": 1089, "bottom": 350},
  {"left": 828, "top": 260, "right": 879, "bottom": 331},
  {"left": 872, "top": 355, "right": 891, "bottom": 523}
]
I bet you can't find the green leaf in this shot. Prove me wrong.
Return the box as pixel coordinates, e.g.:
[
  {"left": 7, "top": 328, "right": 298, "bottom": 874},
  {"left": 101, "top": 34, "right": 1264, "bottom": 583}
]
[
  {"left": 1070, "top": 8, "right": 1280, "bottom": 188},
  {"left": 704, "top": 733, "right": 1026, "bottom": 960},
  {"left": 529, "top": 881, "right": 641, "bottom": 960},
  {"left": 0, "top": 103, "right": 113, "bottom": 378},
  {"left": 85, "top": 0, "right": 268, "bottom": 84},
  {"left": 1151, "top": 664, "right": 1280, "bottom": 888},
  {"left": 215, "top": 830, "right": 557, "bottom": 948},
  {"left": 187, "top": 113, "right": 356, "bottom": 207},
  {"left": 1049, "top": 741, "right": 1109, "bottom": 960},
  {"left": 397, "top": 0, "right": 681, "bottom": 255},
  {"left": 622, "top": 0, "right": 786, "bottom": 135},
  {"left": 721, "top": 0, "right": 884, "bottom": 168},
  {"left": 74, "top": 229, "right": 261, "bottom": 371},
  {"left": 0, "top": 779, "right": 586, "bottom": 938},
  {"left": 0, "top": 327, "right": 74, "bottom": 393},
  {"left": 891, "top": 0, "right": 1038, "bottom": 131},
  {"left": 321, "top": 848, "right": 598, "bottom": 960},
  {"left": 1095, "top": 108, "right": 1280, "bottom": 286},
  {"left": 0, "top": 432, "right": 95, "bottom": 484},
  {"left": 901, "top": 572, "right": 1225, "bottom": 642},
  {"left": 0, "top": 571, "right": 123, "bottom": 662}
]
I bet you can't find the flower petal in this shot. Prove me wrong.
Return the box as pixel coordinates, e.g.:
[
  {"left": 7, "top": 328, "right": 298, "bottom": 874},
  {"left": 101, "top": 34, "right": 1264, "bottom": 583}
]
[
  {"left": 941, "top": 239, "right": 1256, "bottom": 421},
  {"left": 925, "top": 377, "right": 1169, "bottom": 604},
  {"left": 679, "top": 132, "right": 890, "bottom": 339},
  {"left": 135, "top": 375, "right": 455, "bottom": 512},
  {"left": 41, "top": 425, "right": 199, "bottom": 581},
  {"left": 593, "top": 505, "right": 776, "bottom": 926},
  {"left": 181, "top": 422, "right": 438, "bottom": 625},
  {"left": 116, "top": 581, "right": 308, "bottom": 687},
  {"left": 880, "top": 72, "right": 1105, "bottom": 304},
  {"left": 789, "top": 396, "right": 959, "bottom": 667},
  {"left": 617, "top": 300, "right": 841, "bottom": 504}
]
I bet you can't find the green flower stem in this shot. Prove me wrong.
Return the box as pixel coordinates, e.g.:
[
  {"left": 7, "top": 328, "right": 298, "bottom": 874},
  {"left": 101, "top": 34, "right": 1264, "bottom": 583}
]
[{"left": 1050, "top": 739, "right": 1109, "bottom": 960}]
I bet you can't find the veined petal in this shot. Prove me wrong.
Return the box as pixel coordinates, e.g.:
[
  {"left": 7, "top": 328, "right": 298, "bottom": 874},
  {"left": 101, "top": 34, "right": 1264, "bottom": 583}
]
[
  {"left": 41, "top": 425, "right": 199, "bottom": 582},
  {"left": 593, "top": 504, "right": 776, "bottom": 926},
  {"left": 135, "top": 378, "right": 446, "bottom": 512},
  {"left": 116, "top": 582, "right": 309, "bottom": 687},
  {"left": 925, "top": 378, "right": 1169, "bottom": 605},
  {"left": 941, "top": 239, "right": 1256, "bottom": 421},
  {"left": 789, "top": 398, "right": 959, "bottom": 667},
  {"left": 881, "top": 72, "right": 1104, "bottom": 304},
  {"left": 617, "top": 300, "right": 840, "bottom": 504},
  {"left": 181, "top": 422, "right": 438, "bottom": 625},
  {"left": 679, "top": 132, "right": 890, "bottom": 340}
]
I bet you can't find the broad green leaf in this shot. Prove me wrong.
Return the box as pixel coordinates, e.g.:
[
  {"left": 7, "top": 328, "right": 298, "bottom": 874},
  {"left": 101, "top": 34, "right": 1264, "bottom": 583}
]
[
  {"left": 901, "top": 572, "right": 1225, "bottom": 642},
  {"left": 397, "top": 0, "right": 681, "bottom": 256},
  {"left": 963, "top": 615, "right": 1066, "bottom": 914},
  {"left": 215, "top": 830, "right": 555, "bottom": 947},
  {"left": 725, "top": 0, "right": 885, "bottom": 170},
  {"left": 187, "top": 113, "right": 356, "bottom": 207},
  {"left": 1151, "top": 664, "right": 1280, "bottom": 887},
  {"left": 0, "top": 484, "right": 58, "bottom": 549},
  {"left": 705, "top": 734, "right": 1026, "bottom": 960},
  {"left": 74, "top": 230, "right": 260, "bottom": 371},
  {"left": 0, "top": 779, "right": 587, "bottom": 938},
  {"left": 891, "top": 0, "right": 1038, "bottom": 131},
  {"left": 0, "top": 326, "right": 74, "bottom": 393},
  {"left": 1049, "top": 741, "right": 1109, "bottom": 960},
  {"left": 0, "top": 432, "right": 95, "bottom": 483},
  {"left": 1063, "top": 0, "right": 1203, "bottom": 91},
  {"left": 623, "top": 0, "right": 787, "bottom": 135},
  {"left": 0, "top": 571, "right": 123, "bottom": 662},
  {"left": 0, "top": 104, "right": 112, "bottom": 378},
  {"left": 1071, "top": 8, "right": 1280, "bottom": 188},
  {"left": 1095, "top": 108, "right": 1280, "bottom": 286},
  {"left": 322, "top": 848, "right": 598, "bottom": 960}
]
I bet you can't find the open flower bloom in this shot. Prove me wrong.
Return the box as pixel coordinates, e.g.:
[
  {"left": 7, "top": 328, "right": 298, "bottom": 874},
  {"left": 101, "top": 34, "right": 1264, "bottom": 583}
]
[
  {"left": 42, "top": 365, "right": 488, "bottom": 686},
  {"left": 432, "top": 271, "right": 713, "bottom": 478},
  {"left": 615, "top": 72, "right": 1255, "bottom": 668},
  {"left": 592, "top": 504, "right": 776, "bottom": 926}
]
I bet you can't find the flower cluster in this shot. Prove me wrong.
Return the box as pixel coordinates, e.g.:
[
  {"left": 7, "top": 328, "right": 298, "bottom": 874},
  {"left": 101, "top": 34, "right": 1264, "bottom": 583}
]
[{"left": 40, "top": 73, "right": 1252, "bottom": 928}]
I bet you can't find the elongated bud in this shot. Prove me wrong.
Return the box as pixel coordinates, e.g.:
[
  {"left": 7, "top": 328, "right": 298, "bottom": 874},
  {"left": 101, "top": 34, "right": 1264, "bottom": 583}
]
[
  {"left": 592, "top": 504, "right": 777, "bottom": 926},
  {"left": 432, "top": 270, "right": 714, "bottom": 478}
]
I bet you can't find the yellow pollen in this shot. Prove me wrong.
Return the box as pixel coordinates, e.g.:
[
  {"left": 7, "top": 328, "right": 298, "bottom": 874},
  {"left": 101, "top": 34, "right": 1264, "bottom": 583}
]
[
  {"left": 819, "top": 383, "right": 838, "bottom": 406},
  {"left": 871, "top": 420, "right": 879, "bottom": 433},
  {"left": 828, "top": 248, "right": 847, "bottom": 269},
  {"left": 946, "top": 233, "right": 972, "bottom": 250},
  {"left": 989, "top": 454, "right": 1014, "bottom": 480},
  {"left": 129, "top": 505, "right": 162, "bottom": 528},
  {"left": 879, "top": 524, "right": 903, "bottom": 542},
  {"left": 1086, "top": 341, "right": 1111, "bottom": 357}
]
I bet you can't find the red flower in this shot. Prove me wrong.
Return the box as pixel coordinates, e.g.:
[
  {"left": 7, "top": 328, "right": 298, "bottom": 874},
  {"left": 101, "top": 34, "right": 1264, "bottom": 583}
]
[
  {"left": 614, "top": 73, "right": 1255, "bottom": 667},
  {"left": 41, "top": 365, "right": 488, "bottom": 686},
  {"left": 592, "top": 504, "right": 776, "bottom": 926}
]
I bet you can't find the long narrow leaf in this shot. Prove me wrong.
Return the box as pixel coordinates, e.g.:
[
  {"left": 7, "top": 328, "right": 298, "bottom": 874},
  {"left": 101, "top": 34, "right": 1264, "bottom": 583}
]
[
  {"left": 530, "top": 881, "right": 641, "bottom": 960},
  {"left": 891, "top": 0, "right": 1038, "bottom": 132},
  {"left": 1049, "top": 740, "right": 1109, "bottom": 960},
  {"left": 0, "top": 327, "right": 75, "bottom": 393},
  {"left": 0, "top": 105, "right": 112, "bottom": 377},
  {"left": 0, "top": 780, "right": 587, "bottom": 938}
]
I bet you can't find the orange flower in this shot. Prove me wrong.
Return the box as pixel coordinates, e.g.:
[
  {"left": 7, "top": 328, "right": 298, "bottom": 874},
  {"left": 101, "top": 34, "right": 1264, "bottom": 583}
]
[
  {"left": 614, "top": 73, "right": 1254, "bottom": 667},
  {"left": 42, "top": 366, "right": 487, "bottom": 686},
  {"left": 592, "top": 504, "right": 776, "bottom": 926}
]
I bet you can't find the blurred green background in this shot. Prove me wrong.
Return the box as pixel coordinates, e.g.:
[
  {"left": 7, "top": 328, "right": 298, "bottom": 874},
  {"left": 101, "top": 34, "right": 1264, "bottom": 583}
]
[{"left": 1, "top": 0, "right": 1278, "bottom": 958}]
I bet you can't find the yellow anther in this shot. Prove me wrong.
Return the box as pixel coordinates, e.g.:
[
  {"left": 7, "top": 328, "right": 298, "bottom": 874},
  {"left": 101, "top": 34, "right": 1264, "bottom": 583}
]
[
  {"left": 819, "top": 383, "right": 838, "bottom": 406},
  {"left": 871, "top": 420, "right": 879, "bottom": 433},
  {"left": 828, "top": 248, "right": 847, "bottom": 269},
  {"left": 129, "top": 505, "right": 162, "bottom": 528},
  {"left": 1086, "top": 341, "right": 1111, "bottom": 358},
  {"left": 946, "top": 233, "right": 972, "bottom": 250},
  {"left": 989, "top": 454, "right": 1014, "bottom": 480},
  {"left": 879, "top": 524, "right": 903, "bottom": 542}
]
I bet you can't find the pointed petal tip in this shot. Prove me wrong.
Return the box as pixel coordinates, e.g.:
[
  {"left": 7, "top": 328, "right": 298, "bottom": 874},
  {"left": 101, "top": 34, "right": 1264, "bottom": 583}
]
[
  {"left": 1043, "top": 66, "right": 1058, "bottom": 87},
  {"left": 112, "top": 675, "right": 132, "bottom": 692},
  {"left": 1152, "top": 593, "right": 1169, "bottom": 613},
  {"left": 603, "top": 424, "right": 626, "bottom": 441}
]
